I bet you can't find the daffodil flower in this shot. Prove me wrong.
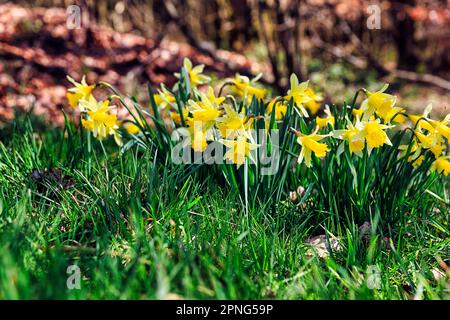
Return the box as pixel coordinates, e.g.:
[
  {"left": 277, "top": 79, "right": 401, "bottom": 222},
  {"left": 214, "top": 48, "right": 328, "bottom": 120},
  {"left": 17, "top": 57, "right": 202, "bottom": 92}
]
[
  {"left": 409, "top": 105, "right": 449, "bottom": 151},
  {"left": 361, "top": 84, "right": 396, "bottom": 121},
  {"left": 266, "top": 99, "right": 287, "bottom": 120},
  {"left": 382, "top": 106, "right": 406, "bottom": 124},
  {"left": 430, "top": 156, "right": 450, "bottom": 176},
  {"left": 415, "top": 131, "right": 446, "bottom": 158},
  {"left": 305, "top": 87, "right": 323, "bottom": 116},
  {"left": 316, "top": 105, "right": 335, "bottom": 129},
  {"left": 80, "top": 96, "right": 122, "bottom": 146},
  {"left": 124, "top": 122, "right": 140, "bottom": 135},
  {"left": 153, "top": 85, "right": 176, "bottom": 110},
  {"left": 409, "top": 104, "right": 434, "bottom": 132},
  {"left": 215, "top": 105, "right": 249, "bottom": 139},
  {"left": 353, "top": 118, "right": 393, "bottom": 154},
  {"left": 411, "top": 154, "right": 425, "bottom": 167},
  {"left": 398, "top": 141, "right": 424, "bottom": 167},
  {"left": 285, "top": 74, "right": 312, "bottom": 117},
  {"left": 123, "top": 117, "right": 145, "bottom": 135},
  {"left": 219, "top": 135, "right": 260, "bottom": 168},
  {"left": 66, "top": 75, "right": 95, "bottom": 110},
  {"left": 175, "top": 58, "right": 211, "bottom": 88},
  {"left": 171, "top": 109, "right": 190, "bottom": 126},
  {"left": 333, "top": 119, "right": 365, "bottom": 157},
  {"left": 187, "top": 91, "right": 222, "bottom": 126},
  {"left": 230, "top": 74, "right": 266, "bottom": 103},
  {"left": 430, "top": 114, "right": 450, "bottom": 142},
  {"left": 205, "top": 86, "right": 225, "bottom": 105},
  {"left": 352, "top": 108, "right": 364, "bottom": 120},
  {"left": 293, "top": 128, "right": 331, "bottom": 167}
]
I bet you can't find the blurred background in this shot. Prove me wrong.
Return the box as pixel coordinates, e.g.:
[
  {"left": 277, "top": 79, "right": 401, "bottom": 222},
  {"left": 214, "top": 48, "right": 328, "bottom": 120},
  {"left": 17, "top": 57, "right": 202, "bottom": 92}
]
[{"left": 0, "top": 0, "right": 449, "bottom": 125}]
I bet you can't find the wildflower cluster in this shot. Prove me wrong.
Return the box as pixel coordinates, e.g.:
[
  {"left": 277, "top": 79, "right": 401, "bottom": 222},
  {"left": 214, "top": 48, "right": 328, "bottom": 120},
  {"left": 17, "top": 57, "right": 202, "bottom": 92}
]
[
  {"left": 66, "top": 76, "right": 122, "bottom": 146},
  {"left": 148, "top": 65, "right": 325, "bottom": 168},
  {"left": 65, "top": 58, "right": 449, "bottom": 177}
]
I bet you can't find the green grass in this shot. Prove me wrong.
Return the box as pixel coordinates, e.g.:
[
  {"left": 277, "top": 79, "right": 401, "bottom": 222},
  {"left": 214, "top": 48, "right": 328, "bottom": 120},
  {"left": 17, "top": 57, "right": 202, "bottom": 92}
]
[{"left": 0, "top": 114, "right": 448, "bottom": 300}]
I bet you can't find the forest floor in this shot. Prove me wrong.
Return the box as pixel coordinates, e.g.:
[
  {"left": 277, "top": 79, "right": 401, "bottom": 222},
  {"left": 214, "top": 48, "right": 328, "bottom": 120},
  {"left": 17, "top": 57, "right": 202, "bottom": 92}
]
[{"left": 1, "top": 3, "right": 448, "bottom": 128}]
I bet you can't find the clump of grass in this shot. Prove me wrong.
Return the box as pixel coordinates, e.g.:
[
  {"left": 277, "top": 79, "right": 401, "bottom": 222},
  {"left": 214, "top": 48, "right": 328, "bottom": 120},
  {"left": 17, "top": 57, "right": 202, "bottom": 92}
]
[
  {"left": 65, "top": 59, "right": 448, "bottom": 231},
  {"left": 0, "top": 108, "right": 447, "bottom": 300}
]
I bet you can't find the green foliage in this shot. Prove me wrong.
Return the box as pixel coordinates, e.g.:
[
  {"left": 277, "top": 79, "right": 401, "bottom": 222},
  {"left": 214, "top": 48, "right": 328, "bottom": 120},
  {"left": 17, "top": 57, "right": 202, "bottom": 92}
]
[
  {"left": 105, "top": 68, "right": 447, "bottom": 233},
  {"left": 302, "top": 94, "right": 441, "bottom": 229},
  {"left": 0, "top": 115, "right": 448, "bottom": 299}
]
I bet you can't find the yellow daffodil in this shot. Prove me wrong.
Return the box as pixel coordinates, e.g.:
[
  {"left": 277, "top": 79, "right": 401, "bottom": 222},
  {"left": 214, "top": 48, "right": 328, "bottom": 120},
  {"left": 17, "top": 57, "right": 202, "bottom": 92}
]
[
  {"left": 399, "top": 141, "right": 424, "bottom": 167},
  {"left": 305, "top": 101, "right": 320, "bottom": 116},
  {"left": 219, "top": 135, "right": 259, "bottom": 168},
  {"left": 415, "top": 131, "right": 446, "bottom": 158},
  {"left": 124, "top": 117, "right": 145, "bottom": 135},
  {"left": 230, "top": 74, "right": 266, "bottom": 103},
  {"left": 80, "top": 96, "right": 122, "bottom": 146},
  {"left": 124, "top": 122, "right": 140, "bottom": 135},
  {"left": 409, "top": 104, "right": 434, "bottom": 131},
  {"left": 430, "top": 156, "right": 450, "bottom": 176},
  {"left": 361, "top": 84, "right": 396, "bottom": 121},
  {"left": 205, "top": 86, "right": 225, "bottom": 105},
  {"left": 216, "top": 105, "right": 250, "bottom": 139},
  {"left": 189, "top": 125, "right": 210, "bottom": 152},
  {"left": 316, "top": 105, "right": 335, "bottom": 129},
  {"left": 153, "top": 85, "right": 176, "bottom": 110},
  {"left": 305, "top": 87, "right": 322, "bottom": 116},
  {"left": 431, "top": 115, "right": 450, "bottom": 141},
  {"left": 421, "top": 114, "right": 450, "bottom": 143},
  {"left": 175, "top": 58, "right": 211, "bottom": 88},
  {"left": 352, "top": 108, "right": 364, "bottom": 119},
  {"left": 354, "top": 119, "right": 393, "bottom": 153},
  {"left": 66, "top": 75, "right": 95, "bottom": 109},
  {"left": 410, "top": 105, "right": 449, "bottom": 144},
  {"left": 333, "top": 120, "right": 365, "bottom": 157},
  {"left": 171, "top": 109, "right": 190, "bottom": 126},
  {"left": 266, "top": 99, "right": 287, "bottom": 120},
  {"left": 412, "top": 154, "right": 425, "bottom": 167},
  {"left": 381, "top": 106, "right": 406, "bottom": 124},
  {"left": 187, "top": 91, "right": 221, "bottom": 126},
  {"left": 285, "top": 74, "right": 313, "bottom": 117},
  {"left": 293, "top": 128, "right": 330, "bottom": 167}
]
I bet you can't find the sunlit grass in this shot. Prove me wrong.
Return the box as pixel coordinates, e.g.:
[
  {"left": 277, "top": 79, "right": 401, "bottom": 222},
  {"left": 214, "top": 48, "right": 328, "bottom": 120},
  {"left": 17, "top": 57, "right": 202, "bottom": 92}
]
[{"left": 0, "top": 114, "right": 448, "bottom": 299}]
